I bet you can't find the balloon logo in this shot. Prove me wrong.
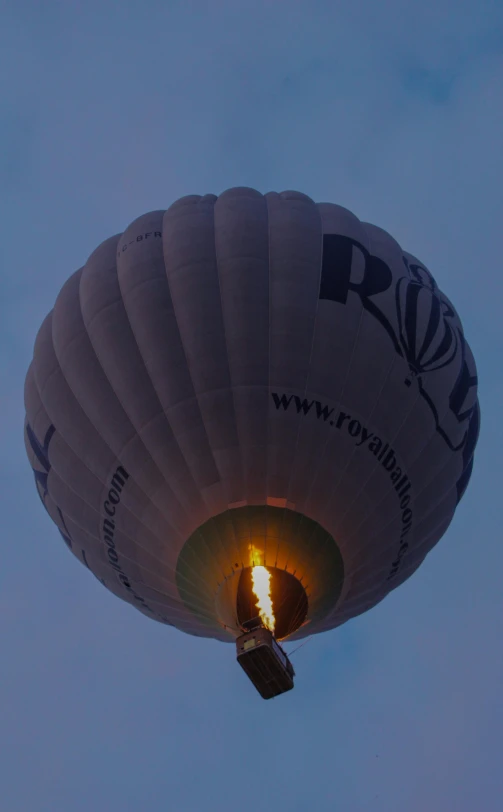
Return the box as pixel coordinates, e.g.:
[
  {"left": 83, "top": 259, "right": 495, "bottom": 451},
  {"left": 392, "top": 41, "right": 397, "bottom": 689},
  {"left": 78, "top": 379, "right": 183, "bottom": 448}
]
[{"left": 396, "top": 277, "right": 459, "bottom": 385}]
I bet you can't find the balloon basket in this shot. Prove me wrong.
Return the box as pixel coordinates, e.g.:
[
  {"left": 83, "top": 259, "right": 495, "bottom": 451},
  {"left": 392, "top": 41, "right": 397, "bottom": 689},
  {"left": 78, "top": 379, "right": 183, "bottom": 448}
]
[{"left": 236, "top": 625, "right": 295, "bottom": 700}]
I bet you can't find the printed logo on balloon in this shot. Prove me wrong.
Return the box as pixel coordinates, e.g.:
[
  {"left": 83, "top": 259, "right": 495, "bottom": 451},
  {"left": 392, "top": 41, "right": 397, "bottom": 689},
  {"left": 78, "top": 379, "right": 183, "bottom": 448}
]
[{"left": 320, "top": 235, "right": 479, "bottom": 502}]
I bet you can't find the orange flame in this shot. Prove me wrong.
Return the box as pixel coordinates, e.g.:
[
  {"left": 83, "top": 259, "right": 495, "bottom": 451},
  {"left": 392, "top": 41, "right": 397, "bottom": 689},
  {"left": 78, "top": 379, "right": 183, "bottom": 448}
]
[{"left": 251, "top": 565, "right": 275, "bottom": 634}]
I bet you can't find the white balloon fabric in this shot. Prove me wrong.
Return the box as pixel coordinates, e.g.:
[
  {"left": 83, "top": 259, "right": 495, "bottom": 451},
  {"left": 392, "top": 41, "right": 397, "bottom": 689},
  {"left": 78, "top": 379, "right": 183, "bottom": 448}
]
[{"left": 24, "top": 188, "right": 480, "bottom": 642}]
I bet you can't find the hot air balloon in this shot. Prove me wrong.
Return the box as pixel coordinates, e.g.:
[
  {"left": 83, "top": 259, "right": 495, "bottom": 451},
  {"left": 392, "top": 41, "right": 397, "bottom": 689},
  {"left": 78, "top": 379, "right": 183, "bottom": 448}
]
[{"left": 24, "top": 188, "right": 480, "bottom": 699}]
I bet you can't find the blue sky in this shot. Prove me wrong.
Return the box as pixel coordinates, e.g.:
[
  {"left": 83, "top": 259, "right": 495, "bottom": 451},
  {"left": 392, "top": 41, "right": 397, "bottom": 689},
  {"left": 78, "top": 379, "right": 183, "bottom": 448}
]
[{"left": 1, "top": 2, "right": 502, "bottom": 810}]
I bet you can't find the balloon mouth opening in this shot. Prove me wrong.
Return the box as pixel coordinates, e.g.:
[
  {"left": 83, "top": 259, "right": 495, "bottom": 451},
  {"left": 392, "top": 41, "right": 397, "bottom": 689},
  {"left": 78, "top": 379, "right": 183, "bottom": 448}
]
[{"left": 216, "top": 566, "right": 308, "bottom": 641}]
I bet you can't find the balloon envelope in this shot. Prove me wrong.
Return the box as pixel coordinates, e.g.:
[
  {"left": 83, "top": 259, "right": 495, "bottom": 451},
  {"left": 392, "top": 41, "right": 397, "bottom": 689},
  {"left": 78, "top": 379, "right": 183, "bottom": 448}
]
[{"left": 24, "top": 188, "right": 480, "bottom": 641}]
